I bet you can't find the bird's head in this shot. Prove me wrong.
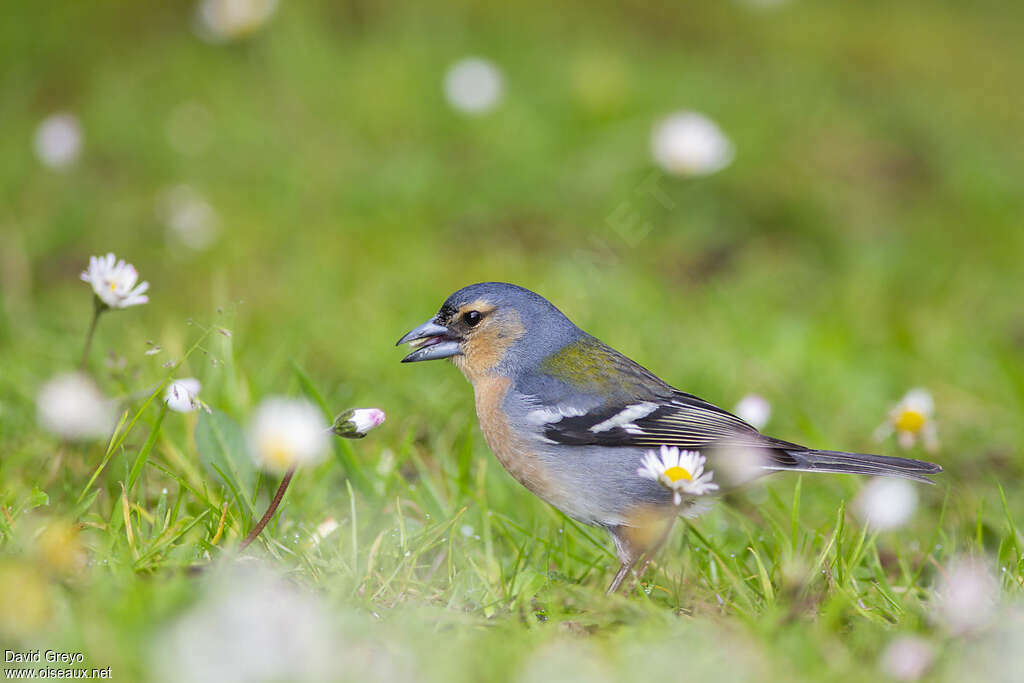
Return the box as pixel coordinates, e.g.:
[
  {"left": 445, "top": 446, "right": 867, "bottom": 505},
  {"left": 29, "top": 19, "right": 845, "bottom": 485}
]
[{"left": 397, "top": 282, "right": 579, "bottom": 382}]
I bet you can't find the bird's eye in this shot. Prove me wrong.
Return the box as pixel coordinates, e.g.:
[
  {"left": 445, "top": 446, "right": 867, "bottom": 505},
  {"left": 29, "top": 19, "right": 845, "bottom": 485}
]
[{"left": 463, "top": 310, "right": 482, "bottom": 327}]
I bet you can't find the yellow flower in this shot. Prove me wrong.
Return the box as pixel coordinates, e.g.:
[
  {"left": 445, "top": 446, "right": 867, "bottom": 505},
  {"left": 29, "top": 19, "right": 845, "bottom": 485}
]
[{"left": 875, "top": 388, "right": 939, "bottom": 452}]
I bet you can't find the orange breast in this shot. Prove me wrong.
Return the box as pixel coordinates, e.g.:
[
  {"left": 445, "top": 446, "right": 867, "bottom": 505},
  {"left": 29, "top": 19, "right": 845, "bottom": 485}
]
[{"left": 471, "top": 375, "right": 552, "bottom": 499}]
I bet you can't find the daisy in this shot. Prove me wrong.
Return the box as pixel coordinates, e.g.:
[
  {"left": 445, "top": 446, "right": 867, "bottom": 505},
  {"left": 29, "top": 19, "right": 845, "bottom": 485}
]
[
  {"left": 329, "top": 408, "right": 386, "bottom": 439},
  {"left": 853, "top": 477, "right": 918, "bottom": 531},
  {"left": 651, "top": 111, "right": 734, "bottom": 177},
  {"left": 34, "top": 112, "right": 82, "bottom": 169},
  {"left": 879, "top": 636, "right": 936, "bottom": 682},
  {"left": 80, "top": 253, "right": 150, "bottom": 309},
  {"left": 165, "top": 378, "right": 202, "bottom": 413},
  {"left": 443, "top": 58, "right": 504, "bottom": 115},
  {"left": 875, "top": 388, "right": 939, "bottom": 452},
  {"left": 247, "top": 397, "right": 329, "bottom": 474},
  {"left": 36, "top": 372, "right": 117, "bottom": 442},
  {"left": 637, "top": 445, "right": 719, "bottom": 505},
  {"left": 934, "top": 556, "right": 999, "bottom": 635},
  {"left": 734, "top": 393, "right": 771, "bottom": 430},
  {"left": 195, "top": 0, "right": 278, "bottom": 43},
  {"left": 157, "top": 184, "right": 219, "bottom": 251}
]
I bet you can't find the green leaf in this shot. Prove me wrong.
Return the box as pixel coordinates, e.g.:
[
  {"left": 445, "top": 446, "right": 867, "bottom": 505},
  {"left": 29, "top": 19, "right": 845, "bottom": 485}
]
[
  {"left": 127, "top": 403, "right": 167, "bottom": 494},
  {"left": 71, "top": 489, "right": 100, "bottom": 521},
  {"left": 29, "top": 486, "right": 50, "bottom": 509},
  {"left": 195, "top": 409, "right": 256, "bottom": 517}
]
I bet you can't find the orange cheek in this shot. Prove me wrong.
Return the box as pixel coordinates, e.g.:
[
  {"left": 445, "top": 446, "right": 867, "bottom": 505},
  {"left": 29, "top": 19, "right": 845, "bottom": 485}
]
[{"left": 453, "top": 314, "right": 525, "bottom": 382}]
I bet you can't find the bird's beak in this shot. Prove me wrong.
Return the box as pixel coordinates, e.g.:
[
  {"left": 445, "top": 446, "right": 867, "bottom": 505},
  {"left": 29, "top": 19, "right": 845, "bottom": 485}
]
[{"left": 396, "top": 319, "right": 462, "bottom": 363}]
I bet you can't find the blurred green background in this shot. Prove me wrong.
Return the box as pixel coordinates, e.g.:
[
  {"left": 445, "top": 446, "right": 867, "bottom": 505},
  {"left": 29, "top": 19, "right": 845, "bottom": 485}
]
[{"left": 2, "top": 0, "right": 1024, "bottom": 681}]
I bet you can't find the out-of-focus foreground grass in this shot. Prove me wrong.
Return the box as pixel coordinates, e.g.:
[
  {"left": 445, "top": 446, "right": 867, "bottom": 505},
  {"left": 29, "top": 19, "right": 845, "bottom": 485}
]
[{"left": 2, "top": 1, "right": 1024, "bottom": 681}]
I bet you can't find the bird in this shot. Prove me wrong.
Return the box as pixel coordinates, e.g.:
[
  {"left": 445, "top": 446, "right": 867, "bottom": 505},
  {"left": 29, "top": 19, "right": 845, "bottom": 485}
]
[{"left": 396, "top": 282, "right": 942, "bottom": 593}]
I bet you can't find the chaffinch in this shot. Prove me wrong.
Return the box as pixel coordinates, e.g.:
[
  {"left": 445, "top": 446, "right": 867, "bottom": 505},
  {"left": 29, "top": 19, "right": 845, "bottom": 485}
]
[{"left": 397, "top": 282, "right": 942, "bottom": 593}]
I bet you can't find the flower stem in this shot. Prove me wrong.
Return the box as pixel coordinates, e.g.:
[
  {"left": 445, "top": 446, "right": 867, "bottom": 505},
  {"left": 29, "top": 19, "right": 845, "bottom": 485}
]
[
  {"left": 239, "top": 465, "right": 296, "bottom": 550},
  {"left": 79, "top": 298, "right": 105, "bottom": 370}
]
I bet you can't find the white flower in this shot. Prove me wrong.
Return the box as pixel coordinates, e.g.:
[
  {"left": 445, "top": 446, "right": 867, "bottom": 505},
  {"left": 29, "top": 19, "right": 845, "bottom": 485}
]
[
  {"left": 956, "top": 606, "right": 1024, "bottom": 683},
  {"left": 517, "top": 640, "right": 613, "bottom": 683},
  {"left": 349, "top": 408, "right": 385, "bottom": 435},
  {"left": 443, "top": 58, "right": 504, "bottom": 115},
  {"left": 875, "top": 388, "right": 938, "bottom": 452},
  {"left": 34, "top": 113, "right": 82, "bottom": 169},
  {"left": 195, "top": 0, "right": 278, "bottom": 43},
  {"left": 80, "top": 253, "right": 150, "bottom": 309},
  {"left": 310, "top": 518, "right": 339, "bottom": 546},
  {"left": 330, "top": 408, "right": 386, "bottom": 439},
  {"left": 853, "top": 477, "right": 918, "bottom": 531},
  {"left": 157, "top": 185, "right": 219, "bottom": 251},
  {"left": 734, "top": 393, "right": 771, "bottom": 430},
  {"left": 637, "top": 446, "right": 719, "bottom": 506},
  {"left": 879, "top": 636, "right": 935, "bottom": 681},
  {"left": 165, "top": 378, "right": 201, "bottom": 413},
  {"left": 36, "top": 373, "right": 117, "bottom": 442},
  {"left": 934, "top": 556, "right": 1000, "bottom": 635},
  {"left": 651, "top": 111, "right": 734, "bottom": 176},
  {"left": 713, "top": 444, "right": 771, "bottom": 487},
  {"left": 154, "top": 562, "right": 339, "bottom": 683},
  {"left": 248, "top": 397, "right": 329, "bottom": 473}
]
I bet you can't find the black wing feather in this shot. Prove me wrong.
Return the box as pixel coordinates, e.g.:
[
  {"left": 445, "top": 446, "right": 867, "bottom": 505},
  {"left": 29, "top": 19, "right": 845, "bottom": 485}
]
[{"left": 543, "top": 391, "right": 793, "bottom": 451}]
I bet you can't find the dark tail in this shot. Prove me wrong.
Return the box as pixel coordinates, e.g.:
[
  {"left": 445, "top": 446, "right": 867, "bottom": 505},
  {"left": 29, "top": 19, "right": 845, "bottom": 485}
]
[{"left": 770, "top": 449, "right": 943, "bottom": 484}]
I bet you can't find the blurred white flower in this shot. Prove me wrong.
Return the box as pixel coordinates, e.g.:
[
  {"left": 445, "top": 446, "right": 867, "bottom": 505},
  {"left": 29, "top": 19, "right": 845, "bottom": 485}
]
[
  {"left": 36, "top": 373, "right": 116, "bottom": 442},
  {"left": 157, "top": 185, "right": 220, "bottom": 251},
  {"left": 195, "top": 0, "right": 278, "bottom": 43},
  {"left": 879, "top": 636, "right": 935, "bottom": 681},
  {"left": 853, "top": 477, "right": 918, "bottom": 531},
  {"left": 155, "top": 563, "right": 338, "bottom": 683},
  {"left": 651, "top": 111, "right": 734, "bottom": 176},
  {"left": 330, "top": 408, "right": 386, "bottom": 439},
  {"left": 957, "top": 606, "right": 1024, "bottom": 683},
  {"left": 34, "top": 113, "right": 82, "bottom": 169},
  {"left": 80, "top": 253, "right": 150, "bottom": 309},
  {"left": 875, "top": 388, "right": 939, "bottom": 452},
  {"left": 248, "top": 397, "right": 329, "bottom": 473},
  {"left": 714, "top": 444, "right": 770, "bottom": 488},
  {"left": 637, "top": 445, "right": 718, "bottom": 506},
  {"left": 934, "top": 556, "right": 1000, "bottom": 635},
  {"left": 165, "top": 378, "right": 201, "bottom": 413},
  {"left": 443, "top": 58, "right": 504, "bottom": 115},
  {"left": 310, "top": 517, "right": 339, "bottom": 546},
  {"left": 517, "top": 640, "right": 613, "bottom": 683},
  {"left": 734, "top": 393, "right": 771, "bottom": 430},
  {"left": 165, "top": 101, "right": 214, "bottom": 156}
]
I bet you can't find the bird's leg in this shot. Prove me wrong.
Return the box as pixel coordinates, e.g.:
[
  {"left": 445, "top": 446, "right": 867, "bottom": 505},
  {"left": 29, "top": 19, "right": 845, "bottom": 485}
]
[
  {"left": 606, "top": 560, "right": 636, "bottom": 595},
  {"left": 605, "top": 525, "right": 643, "bottom": 595},
  {"left": 605, "top": 514, "right": 677, "bottom": 594}
]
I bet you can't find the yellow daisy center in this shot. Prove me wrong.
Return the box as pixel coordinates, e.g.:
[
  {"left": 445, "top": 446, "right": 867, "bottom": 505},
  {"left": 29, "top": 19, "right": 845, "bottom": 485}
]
[
  {"left": 262, "top": 437, "right": 294, "bottom": 470},
  {"left": 663, "top": 466, "right": 692, "bottom": 482},
  {"left": 895, "top": 409, "right": 926, "bottom": 433}
]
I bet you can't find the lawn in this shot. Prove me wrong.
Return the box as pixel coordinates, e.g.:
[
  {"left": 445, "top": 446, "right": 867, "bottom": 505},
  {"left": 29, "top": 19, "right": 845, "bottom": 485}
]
[{"left": 2, "top": 1, "right": 1023, "bottom": 681}]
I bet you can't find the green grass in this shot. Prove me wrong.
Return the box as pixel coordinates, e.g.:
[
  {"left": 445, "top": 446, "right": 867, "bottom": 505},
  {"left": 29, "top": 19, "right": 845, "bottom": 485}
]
[{"left": 2, "top": 0, "right": 1024, "bottom": 680}]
